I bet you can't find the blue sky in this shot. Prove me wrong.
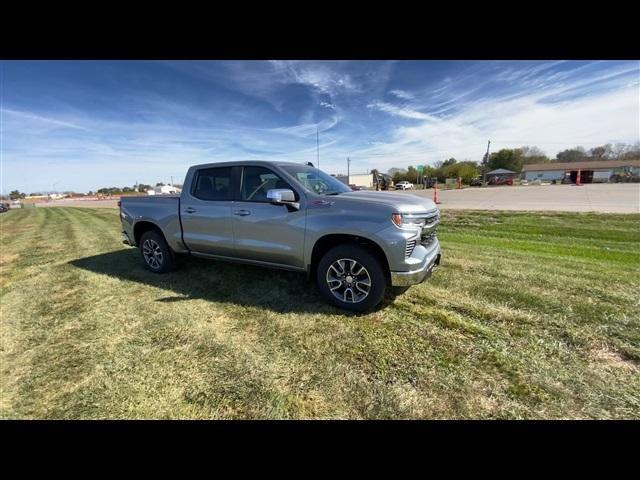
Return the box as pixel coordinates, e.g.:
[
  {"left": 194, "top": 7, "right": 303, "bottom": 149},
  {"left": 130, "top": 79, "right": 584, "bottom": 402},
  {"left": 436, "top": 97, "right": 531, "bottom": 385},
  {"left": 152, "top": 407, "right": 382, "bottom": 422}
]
[{"left": 1, "top": 60, "right": 639, "bottom": 193}]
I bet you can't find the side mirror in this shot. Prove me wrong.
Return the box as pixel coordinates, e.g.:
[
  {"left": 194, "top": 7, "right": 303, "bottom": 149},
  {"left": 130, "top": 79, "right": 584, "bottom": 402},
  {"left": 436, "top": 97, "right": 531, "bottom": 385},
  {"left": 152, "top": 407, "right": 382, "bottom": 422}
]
[{"left": 267, "top": 189, "right": 299, "bottom": 210}]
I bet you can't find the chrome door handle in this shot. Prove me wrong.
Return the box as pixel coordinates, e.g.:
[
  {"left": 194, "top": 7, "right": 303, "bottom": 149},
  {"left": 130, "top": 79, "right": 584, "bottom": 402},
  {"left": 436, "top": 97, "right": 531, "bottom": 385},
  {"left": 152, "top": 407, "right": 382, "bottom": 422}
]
[
  {"left": 184, "top": 207, "right": 196, "bottom": 214},
  {"left": 233, "top": 209, "right": 250, "bottom": 216}
]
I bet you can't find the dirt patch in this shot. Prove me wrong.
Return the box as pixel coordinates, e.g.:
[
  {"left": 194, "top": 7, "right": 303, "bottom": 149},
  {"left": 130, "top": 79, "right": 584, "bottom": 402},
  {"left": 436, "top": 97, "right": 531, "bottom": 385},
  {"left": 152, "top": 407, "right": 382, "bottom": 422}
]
[
  {"left": 0, "top": 253, "right": 20, "bottom": 267},
  {"left": 591, "top": 347, "right": 639, "bottom": 372}
]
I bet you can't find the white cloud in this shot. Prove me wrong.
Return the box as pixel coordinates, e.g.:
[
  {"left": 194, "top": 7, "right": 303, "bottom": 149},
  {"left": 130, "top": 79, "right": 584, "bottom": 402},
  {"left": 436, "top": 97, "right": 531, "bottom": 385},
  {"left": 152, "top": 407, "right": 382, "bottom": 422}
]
[
  {"left": 351, "top": 84, "right": 640, "bottom": 172},
  {"left": 389, "top": 89, "right": 414, "bottom": 100},
  {"left": 1, "top": 108, "right": 91, "bottom": 132},
  {"left": 367, "top": 101, "right": 432, "bottom": 120},
  {"left": 268, "top": 115, "right": 341, "bottom": 138},
  {"left": 270, "top": 61, "right": 360, "bottom": 96}
]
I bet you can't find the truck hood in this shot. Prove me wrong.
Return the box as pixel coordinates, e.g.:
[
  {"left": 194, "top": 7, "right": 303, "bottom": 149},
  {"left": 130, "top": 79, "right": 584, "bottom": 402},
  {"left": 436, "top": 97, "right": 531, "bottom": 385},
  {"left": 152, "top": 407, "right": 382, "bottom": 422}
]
[{"left": 334, "top": 191, "right": 438, "bottom": 214}]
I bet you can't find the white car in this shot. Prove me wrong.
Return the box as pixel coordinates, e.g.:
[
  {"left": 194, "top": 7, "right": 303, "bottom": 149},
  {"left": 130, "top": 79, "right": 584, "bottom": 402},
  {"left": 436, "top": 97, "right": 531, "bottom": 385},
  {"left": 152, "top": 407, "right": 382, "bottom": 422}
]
[{"left": 395, "top": 181, "right": 413, "bottom": 190}]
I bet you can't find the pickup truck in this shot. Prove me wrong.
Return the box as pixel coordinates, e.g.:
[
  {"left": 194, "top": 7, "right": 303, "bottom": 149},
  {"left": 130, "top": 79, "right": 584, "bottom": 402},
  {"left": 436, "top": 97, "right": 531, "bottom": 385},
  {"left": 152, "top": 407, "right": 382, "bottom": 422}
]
[{"left": 120, "top": 161, "right": 441, "bottom": 312}]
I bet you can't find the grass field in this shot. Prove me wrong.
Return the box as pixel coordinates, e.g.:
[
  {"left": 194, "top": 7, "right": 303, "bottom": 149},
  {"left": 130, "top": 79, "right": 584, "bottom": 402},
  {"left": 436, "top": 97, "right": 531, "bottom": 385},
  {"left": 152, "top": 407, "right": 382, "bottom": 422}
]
[{"left": 1, "top": 207, "right": 638, "bottom": 419}]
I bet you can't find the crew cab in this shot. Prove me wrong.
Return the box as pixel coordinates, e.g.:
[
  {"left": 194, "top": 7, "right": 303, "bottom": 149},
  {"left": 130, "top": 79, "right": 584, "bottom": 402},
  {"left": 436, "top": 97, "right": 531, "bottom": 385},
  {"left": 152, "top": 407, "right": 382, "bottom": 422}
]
[{"left": 120, "top": 161, "right": 441, "bottom": 312}]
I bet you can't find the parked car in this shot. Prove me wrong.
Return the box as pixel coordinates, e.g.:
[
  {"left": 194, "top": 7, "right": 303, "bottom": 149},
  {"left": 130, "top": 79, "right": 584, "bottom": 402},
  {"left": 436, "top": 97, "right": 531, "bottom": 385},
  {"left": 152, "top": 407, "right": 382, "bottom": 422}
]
[
  {"left": 423, "top": 177, "right": 437, "bottom": 188},
  {"left": 469, "top": 177, "right": 483, "bottom": 187},
  {"left": 488, "top": 176, "right": 513, "bottom": 186},
  {"left": 0, "top": 203, "right": 9, "bottom": 213},
  {"left": 120, "top": 161, "right": 441, "bottom": 312},
  {"left": 395, "top": 181, "right": 414, "bottom": 190},
  {"left": 348, "top": 184, "right": 365, "bottom": 191}
]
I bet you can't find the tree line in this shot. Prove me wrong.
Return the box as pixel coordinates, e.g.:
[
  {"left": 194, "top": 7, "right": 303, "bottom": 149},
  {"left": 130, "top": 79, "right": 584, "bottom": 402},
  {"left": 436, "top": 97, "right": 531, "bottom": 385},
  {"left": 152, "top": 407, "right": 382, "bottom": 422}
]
[
  {"left": 389, "top": 142, "right": 640, "bottom": 184},
  {"left": 4, "top": 182, "right": 175, "bottom": 200}
]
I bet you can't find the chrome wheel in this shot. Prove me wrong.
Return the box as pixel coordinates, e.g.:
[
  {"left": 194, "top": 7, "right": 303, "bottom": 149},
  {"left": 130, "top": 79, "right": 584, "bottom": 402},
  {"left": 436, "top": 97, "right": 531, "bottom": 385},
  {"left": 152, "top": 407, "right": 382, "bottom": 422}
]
[
  {"left": 326, "top": 258, "right": 372, "bottom": 303},
  {"left": 142, "top": 238, "right": 164, "bottom": 269}
]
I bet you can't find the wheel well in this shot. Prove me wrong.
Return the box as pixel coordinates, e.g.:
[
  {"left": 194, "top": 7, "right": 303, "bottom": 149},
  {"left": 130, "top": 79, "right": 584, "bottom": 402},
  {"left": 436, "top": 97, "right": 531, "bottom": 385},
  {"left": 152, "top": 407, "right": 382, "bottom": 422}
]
[
  {"left": 310, "top": 234, "right": 390, "bottom": 282},
  {"left": 133, "top": 221, "right": 163, "bottom": 246}
]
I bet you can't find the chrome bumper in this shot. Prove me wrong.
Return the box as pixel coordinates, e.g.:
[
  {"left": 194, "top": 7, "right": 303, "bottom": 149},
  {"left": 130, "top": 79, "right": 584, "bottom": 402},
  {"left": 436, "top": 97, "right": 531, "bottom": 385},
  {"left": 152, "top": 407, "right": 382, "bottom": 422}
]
[{"left": 390, "top": 247, "right": 441, "bottom": 287}]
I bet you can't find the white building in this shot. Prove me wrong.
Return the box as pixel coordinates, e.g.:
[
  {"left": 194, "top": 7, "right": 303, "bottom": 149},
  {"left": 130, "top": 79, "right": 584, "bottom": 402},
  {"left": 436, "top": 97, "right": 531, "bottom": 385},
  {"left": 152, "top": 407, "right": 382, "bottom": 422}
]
[
  {"left": 148, "top": 185, "right": 181, "bottom": 195},
  {"left": 334, "top": 173, "right": 374, "bottom": 189}
]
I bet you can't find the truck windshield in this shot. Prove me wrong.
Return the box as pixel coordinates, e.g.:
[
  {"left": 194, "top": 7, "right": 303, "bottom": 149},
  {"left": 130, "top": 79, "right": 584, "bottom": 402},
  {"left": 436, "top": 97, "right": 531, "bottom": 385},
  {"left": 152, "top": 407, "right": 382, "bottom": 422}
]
[{"left": 280, "top": 165, "right": 352, "bottom": 195}]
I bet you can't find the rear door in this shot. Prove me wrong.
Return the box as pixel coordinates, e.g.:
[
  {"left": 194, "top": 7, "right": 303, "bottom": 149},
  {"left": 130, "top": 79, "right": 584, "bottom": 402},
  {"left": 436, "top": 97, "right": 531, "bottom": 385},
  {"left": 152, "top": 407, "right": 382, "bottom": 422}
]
[
  {"left": 231, "top": 165, "right": 306, "bottom": 268},
  {"left": 180, "top": 166, "right": 236, "bottom": 256}
]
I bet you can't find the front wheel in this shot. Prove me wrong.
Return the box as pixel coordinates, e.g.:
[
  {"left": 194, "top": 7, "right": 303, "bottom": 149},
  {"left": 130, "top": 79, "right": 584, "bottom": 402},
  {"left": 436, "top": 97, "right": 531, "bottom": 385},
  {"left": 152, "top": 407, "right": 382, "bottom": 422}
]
[{"left": 316, "top": 244, "right": 387, "bottom": 312}]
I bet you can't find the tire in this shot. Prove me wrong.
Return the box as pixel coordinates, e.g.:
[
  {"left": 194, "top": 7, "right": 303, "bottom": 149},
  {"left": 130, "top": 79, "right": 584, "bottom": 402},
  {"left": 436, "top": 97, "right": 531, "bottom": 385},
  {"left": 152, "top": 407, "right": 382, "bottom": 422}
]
[
  {"left": 316, "top": 244, "right": 387, "bottom": 312},
  {"left": 139, "top": 229, "right": 175, "bottom": 273}
]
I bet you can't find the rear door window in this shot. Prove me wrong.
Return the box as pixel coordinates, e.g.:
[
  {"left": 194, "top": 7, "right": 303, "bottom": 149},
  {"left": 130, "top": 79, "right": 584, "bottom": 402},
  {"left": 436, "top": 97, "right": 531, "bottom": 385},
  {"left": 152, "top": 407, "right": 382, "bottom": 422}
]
[{"left": 192, "top": 167, "right": 233, "bottom": 201}]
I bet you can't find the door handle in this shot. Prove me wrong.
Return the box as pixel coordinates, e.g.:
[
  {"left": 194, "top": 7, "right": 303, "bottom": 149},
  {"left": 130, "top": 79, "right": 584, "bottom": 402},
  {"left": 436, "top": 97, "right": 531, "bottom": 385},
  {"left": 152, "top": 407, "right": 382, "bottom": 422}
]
[
  {"left": 184, "top": 207, "right": 196, "bottom": 214},
  {"left": 233, "top": 209, "right": 251, "bottom": 216}
]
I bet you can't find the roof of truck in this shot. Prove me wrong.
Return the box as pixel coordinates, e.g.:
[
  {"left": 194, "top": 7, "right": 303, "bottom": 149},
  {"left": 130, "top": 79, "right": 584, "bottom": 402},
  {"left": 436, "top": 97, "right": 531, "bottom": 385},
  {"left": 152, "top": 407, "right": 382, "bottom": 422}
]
[{"left": 190, "top": 160, "right": 311, "bottom": 170}]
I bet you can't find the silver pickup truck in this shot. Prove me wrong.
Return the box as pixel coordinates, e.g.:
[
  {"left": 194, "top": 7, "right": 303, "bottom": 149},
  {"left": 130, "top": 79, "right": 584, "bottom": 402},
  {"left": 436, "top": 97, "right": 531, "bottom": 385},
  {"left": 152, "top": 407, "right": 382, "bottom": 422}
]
[{"left": 120, "top": 161, "right": 441, "bottom": 311}]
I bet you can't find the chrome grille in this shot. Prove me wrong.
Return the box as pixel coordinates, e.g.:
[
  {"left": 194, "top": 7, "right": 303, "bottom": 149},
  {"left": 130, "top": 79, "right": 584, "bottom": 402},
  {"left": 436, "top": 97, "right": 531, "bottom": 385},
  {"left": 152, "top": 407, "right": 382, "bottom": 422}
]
[
  {"left": 420, "top": 213, "right": 439, "bottom": 246},
  {"left": 405, "top": 239, "right": 417, "bottom": 257}
]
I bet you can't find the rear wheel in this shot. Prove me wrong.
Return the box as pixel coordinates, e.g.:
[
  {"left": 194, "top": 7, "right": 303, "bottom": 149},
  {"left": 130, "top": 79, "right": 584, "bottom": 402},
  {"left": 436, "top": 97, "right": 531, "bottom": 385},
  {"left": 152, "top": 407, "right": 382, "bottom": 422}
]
[
  {"left": 316, "top": 244, "right": 387, "bottom": 312},
  {"left": 140, "top": 230, "right": 174, "bottom": 273}
]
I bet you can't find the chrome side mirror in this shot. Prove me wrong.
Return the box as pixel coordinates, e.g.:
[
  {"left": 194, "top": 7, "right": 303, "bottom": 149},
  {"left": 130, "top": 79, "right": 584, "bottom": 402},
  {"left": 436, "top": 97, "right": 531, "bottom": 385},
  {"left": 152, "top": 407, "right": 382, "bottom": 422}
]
[{"left": 266, "top": 189, "right": 299, "bottom": 210}]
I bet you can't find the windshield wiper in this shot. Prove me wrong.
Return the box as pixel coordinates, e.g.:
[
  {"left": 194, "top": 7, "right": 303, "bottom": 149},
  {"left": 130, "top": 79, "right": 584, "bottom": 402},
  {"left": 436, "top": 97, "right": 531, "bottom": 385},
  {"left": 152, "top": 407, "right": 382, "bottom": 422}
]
[{"left": 324, "top": 191, "right": 341, "bottom": 195}]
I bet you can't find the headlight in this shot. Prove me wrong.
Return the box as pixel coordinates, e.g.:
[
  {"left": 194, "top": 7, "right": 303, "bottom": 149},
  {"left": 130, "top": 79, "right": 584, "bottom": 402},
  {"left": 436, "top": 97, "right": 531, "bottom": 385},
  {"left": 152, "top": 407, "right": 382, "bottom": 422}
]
[{"left": 391, "top": 214, "right": 426, "bottom": 229}]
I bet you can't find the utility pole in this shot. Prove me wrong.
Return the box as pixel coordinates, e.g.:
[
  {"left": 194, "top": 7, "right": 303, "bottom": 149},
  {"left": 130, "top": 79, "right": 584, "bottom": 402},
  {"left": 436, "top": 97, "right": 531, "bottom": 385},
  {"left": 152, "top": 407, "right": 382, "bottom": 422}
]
[
  {"left": 171, "top": 176, "right": 174, "bottom": 186},
  {"left": 347, "top": 157, "right": 350, "bottom": 181},
  {"left": 316, "top": 127, "right": 320, "bottom": 169},
  {"left": 482, "top": 140, "right": 491, "bottom": 184}
]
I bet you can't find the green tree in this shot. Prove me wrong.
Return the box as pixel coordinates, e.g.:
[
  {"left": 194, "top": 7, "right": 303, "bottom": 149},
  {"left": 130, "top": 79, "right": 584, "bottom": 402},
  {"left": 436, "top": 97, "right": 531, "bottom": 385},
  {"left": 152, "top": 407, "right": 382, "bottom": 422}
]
[
  {"left": 556, "top": 147, "right": 586, "bottom": 163},
  {"left": 442, "top": 158, "right": 457, "bottom": 167},
  {"left": 9, "top": 190, "right": 26, "bottom": 200},
  {"left": 589, "top": 144, "right": 613, "bottom": 160},
  {"left": 488, "top": 149, "right": 524, "bottom": 172},
  {"left": 521, "top": 146, "right": 550, "bottom": 165},
  {"left": 406, "top": 166, "right": 418, "bottom": 183}
]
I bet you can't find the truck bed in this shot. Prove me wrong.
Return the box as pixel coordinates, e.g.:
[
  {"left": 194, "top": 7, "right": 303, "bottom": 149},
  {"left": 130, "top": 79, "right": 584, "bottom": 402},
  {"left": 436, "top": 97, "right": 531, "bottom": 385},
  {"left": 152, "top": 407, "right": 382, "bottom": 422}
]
[{"left": 120, "top": 195, "right": 184, "bottom": 251}]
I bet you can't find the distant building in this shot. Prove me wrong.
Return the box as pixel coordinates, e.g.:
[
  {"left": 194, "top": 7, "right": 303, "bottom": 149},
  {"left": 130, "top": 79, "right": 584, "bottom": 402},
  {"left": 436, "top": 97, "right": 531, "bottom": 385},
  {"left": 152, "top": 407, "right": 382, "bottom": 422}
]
[
  {"left": 148, "top": 185, "right": 181, "bottom": 195},
  {"left": 486, "top": 168, "right": 516, "bottom": 178},
  {"left": 334, "top": 173, "right": 374, "bottom": 189},
  {"left": 522, "top": 160, "right": 640, "bottom": 184}
]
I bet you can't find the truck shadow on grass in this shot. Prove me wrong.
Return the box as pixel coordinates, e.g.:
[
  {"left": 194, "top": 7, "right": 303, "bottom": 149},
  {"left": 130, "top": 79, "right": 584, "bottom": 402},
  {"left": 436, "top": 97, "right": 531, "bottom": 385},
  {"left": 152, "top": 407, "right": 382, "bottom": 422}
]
[{"left": 70, "top": 248, "right": 400, "bottom": 316}]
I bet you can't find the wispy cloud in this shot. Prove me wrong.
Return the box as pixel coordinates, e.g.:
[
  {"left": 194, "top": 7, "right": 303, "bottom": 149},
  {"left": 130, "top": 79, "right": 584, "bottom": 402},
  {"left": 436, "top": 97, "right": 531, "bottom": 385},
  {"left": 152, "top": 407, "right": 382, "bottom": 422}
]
[
  {"left": 1, "top": 108, "right": 91, "bottom": 132},
  {"left": 2, "top": 60, "right": 638, "bottom": 193},
  {"left": 367, "top": 101, "right": 432, "bottom": 120},
  {"left": 389, "top": 89, "right": 414, "bottom": 100}
]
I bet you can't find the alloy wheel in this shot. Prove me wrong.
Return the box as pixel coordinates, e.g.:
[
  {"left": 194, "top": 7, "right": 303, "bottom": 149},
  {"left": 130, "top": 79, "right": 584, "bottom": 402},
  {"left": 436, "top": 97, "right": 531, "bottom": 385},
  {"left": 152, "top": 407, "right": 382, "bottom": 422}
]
[{"left": 326, "top": 258, "right": 372, "bottom": 303}]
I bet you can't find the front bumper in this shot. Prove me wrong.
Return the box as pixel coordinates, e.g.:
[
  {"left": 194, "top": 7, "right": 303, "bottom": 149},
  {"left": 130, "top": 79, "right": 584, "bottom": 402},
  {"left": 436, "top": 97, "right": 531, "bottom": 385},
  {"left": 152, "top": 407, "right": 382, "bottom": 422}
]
[{"left": 390, "top": 245, "right": 441, "bottom": 287}]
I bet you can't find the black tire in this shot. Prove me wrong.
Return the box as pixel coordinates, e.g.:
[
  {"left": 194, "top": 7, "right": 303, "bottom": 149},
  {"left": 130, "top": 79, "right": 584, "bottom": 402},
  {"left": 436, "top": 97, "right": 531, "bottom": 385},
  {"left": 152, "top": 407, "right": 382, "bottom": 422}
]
[
  {"left": 139, "top": 229, "right": 175, "bottom": 273},
  {"left": 316, "top": 244, "right": 387, "bottom": 312}
]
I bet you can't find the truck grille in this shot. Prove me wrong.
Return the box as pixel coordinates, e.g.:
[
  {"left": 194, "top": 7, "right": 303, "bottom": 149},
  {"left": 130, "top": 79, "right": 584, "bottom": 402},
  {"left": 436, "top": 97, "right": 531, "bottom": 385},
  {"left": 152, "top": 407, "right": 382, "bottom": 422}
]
[
  {"left": 420, "top": 213, "right": 439, "bottom": 247},
  {"left": 421, "top": 231, "right": 437, "bottom": 247},
  {"left": 405, "top": 239, "right": 417, "bottom": 257}
]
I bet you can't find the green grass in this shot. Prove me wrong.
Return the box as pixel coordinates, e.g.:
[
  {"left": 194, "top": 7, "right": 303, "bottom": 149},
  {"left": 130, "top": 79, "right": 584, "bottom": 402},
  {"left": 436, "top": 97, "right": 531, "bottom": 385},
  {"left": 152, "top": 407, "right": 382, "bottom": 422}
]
[{"left": 1, "top": 207, "right": 639, "bottom": 419}]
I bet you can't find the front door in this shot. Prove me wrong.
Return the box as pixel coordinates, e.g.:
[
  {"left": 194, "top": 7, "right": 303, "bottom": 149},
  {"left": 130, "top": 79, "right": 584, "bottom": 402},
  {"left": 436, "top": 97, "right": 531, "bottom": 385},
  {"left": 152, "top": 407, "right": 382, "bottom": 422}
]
[
  {"left": 231, "top": 166, "right": 306, "bottom": 268},
  {"left": 180, "top": 166, "right": 236, "bottom": 256}
]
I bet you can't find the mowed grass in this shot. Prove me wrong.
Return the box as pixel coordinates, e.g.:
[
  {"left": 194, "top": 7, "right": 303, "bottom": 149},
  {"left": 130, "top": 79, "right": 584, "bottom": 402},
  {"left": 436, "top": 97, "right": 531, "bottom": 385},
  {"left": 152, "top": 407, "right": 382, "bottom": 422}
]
[{"left": 1, "top": 207, "right": 638, "bottom": 419}]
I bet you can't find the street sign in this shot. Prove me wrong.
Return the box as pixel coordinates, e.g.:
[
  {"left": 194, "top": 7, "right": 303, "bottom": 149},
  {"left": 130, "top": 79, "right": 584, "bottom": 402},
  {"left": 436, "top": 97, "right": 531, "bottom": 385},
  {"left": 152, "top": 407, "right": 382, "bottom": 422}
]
[{"left": 417, "top": 165, "right": 424, "bottom": 173}]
